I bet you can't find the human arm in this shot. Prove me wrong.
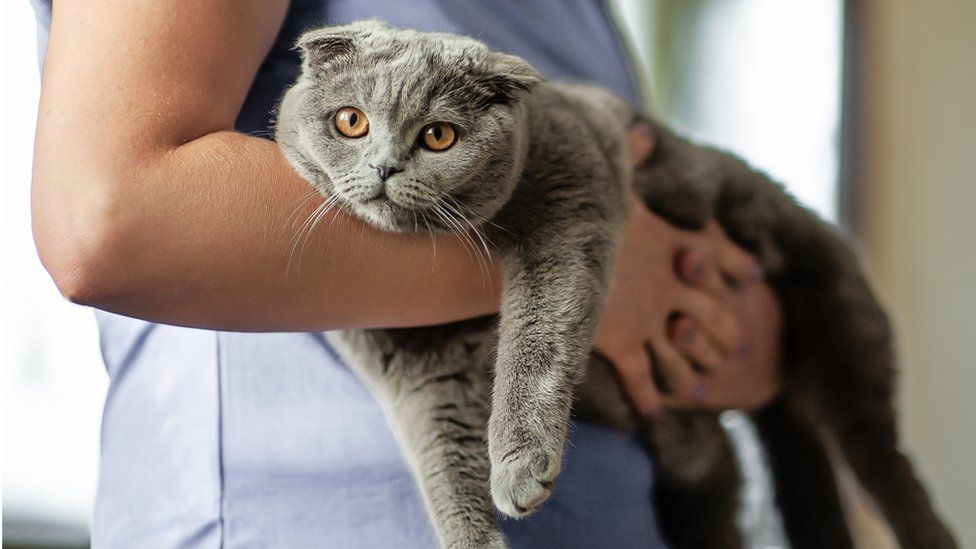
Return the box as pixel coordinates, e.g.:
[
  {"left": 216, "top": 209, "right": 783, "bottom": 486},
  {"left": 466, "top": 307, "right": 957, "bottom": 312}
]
[{"left": 32, "top": 0, "right": 503, "bottom": 331}]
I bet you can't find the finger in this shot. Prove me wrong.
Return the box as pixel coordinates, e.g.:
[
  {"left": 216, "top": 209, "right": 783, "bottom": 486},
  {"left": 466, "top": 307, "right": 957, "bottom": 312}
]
[
  {"left": 668, "top": 315, "right": 723, "bottom": 373},
  {"left": 627, "top": 122, "right": 655, "bottom": 166},
  {"left": 649, "top": 338, "right": 706, "bottom": 406},
  {"left": 612, "top": 346, "right": 664, "bottom": 418},
  {"left": 675, "top": 248, "right": 725, "bottom": 295},
  {"left": 678, "top": 291, "right": 750, "bottom": 359},
  {"left": 706, "top": 223, "right": 763, "bottom": 286}
]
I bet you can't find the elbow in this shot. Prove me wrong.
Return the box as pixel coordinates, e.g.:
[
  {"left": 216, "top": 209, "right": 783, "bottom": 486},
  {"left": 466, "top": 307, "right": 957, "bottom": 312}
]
[
  {"left": 31, "top": 169, "right": 133, "bottom": 307},
  {"left": 39, "top": 240, "right": 119, "bottom": 308}
]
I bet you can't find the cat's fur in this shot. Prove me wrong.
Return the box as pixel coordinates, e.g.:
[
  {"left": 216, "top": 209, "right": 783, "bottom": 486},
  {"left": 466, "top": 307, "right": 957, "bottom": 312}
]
[
  {"left": 276, "top": 20, "right": 957, "bottom": 549},
  {"left": 579, "top": 123, "right": 959, "bottom": 549},
  {"left": 277, "top": 20, "right": 631, "bottom": 547}
]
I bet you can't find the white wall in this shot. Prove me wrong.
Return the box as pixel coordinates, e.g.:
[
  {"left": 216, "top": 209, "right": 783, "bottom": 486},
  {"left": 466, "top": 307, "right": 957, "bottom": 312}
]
[
  {"left": 613, "top": 0, "right": 843, "bottom": 221},
  {"left": 858, "top": 1, "right": 976, "bottom": 546},
  {"left": 1, "top": 1, "right": 108, "bottom": 540}
]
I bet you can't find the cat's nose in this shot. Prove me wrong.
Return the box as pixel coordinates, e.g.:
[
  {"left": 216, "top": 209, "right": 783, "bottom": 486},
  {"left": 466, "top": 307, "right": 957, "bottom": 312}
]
[{"left": 372, "top": 164, "right": 404, "bottom": 182}]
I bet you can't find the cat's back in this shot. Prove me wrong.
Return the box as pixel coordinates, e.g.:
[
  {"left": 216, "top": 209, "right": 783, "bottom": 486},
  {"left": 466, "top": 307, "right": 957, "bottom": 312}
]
[
  {"left": 511, "top": 82, "right": 633, "bottom": 199},
  {"left": 530, "top": 82, "right": 635, "bottom": 142},
  {"left": 523, "top": 82, "right": 634, "bottom": 182},
  {"left": 488, "top": 82, "right": 633, "bottom": 243}
]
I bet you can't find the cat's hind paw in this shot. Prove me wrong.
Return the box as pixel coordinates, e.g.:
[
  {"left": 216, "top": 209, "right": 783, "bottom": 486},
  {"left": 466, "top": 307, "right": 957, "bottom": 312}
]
[{"left": 490, "top": 447, "right": 559, "bottom": 518}]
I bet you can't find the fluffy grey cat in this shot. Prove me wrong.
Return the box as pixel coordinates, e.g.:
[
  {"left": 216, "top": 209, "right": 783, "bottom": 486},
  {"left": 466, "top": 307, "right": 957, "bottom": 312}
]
[
  {"left": 277, "top": 20, "right": 630, "bottom": 548},
  {"left": 276, "top": 20, "right": 957, "bottom": 549}
]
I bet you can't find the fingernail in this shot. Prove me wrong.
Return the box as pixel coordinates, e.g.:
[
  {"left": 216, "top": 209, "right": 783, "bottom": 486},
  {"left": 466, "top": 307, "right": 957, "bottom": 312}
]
[
  {"left": 632, "top": 122, "right": 653, "bottom": 137},
  {"left": 643, "top": 405, "right": 664, "bottom": 421},
  {"left": 739, "top": 342, "right": 752, "bottom": 361},
  {"left": 749, "top": 264, "right": 765, "bottom": 283},
  {"left": 692, "top": 261, "right": 707, "bottom": 280},
  {"left": 681, "top": 325, "right": 696, "bottom": 347},
  {"left": 691, "top": 384, "right": 707, "bottom": 404}
]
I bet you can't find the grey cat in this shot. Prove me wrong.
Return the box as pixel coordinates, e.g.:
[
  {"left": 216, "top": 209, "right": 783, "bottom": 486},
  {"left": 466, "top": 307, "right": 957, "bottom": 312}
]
[
  {"left": 581, "top": 123, "right": 959, "bottom": 549},
  {"left": 276, "top": 20, "right": 957, "bottom": 549},
  {"left": 277, "top": 20, "right": 630, "bottom": 548}
]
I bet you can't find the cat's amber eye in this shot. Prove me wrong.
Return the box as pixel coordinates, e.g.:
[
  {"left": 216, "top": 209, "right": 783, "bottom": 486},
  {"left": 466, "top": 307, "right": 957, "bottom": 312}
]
[
  {"left": 335, "top": 107, "right": 369, "bottom": 138},
  {"left": 420, "top": 122, "right": 457, "bottom": 152}
]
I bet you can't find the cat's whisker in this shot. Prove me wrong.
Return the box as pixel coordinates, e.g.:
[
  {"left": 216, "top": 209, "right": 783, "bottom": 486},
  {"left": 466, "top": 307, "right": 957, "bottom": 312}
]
[
  {"left": 297, "top": 197, "right": 337, "bottom": 267},
  {"left": 442, "top": 197, "right": 494, "bottom": 260},
  {"left": 298, "top": 199, "right": 338, "bottom": 256},
  {"left": 295, "top": 201, "right": 336, "bottom": 260},
  {"left": 289, "top": 197, "right": 330, "bottom": 253},
  {"left": 287, "top": 200, "right": 329, "bottom": 275},
  {"left": 437, "top": 201, "right": 481, "bottom": 254},
  {"left": 328, "top": 199, "right": 347, "bottom": 228},
  {"left": 430, "top": 204, "right": 477, "bottom": 269},
  {"left": 285, "top": 188, "right": 325, "bottom": 228},
  {"left": 287, "top": 193, "right": 344, "bottom": 275},
  {"left": 434, "top": 200, "right": 490, "bottom": 280},
  {"left": 401, "top": 179, "right": 491, "bottom": 280},
  {"left": 437, "top": 196, "right": 494, "bottom": 280},
  {"left": 419, "top": 211, "right": 437, "bottom": 262},
  {"left": 445, "top": 194, "right": 511, "bottom": 241}
]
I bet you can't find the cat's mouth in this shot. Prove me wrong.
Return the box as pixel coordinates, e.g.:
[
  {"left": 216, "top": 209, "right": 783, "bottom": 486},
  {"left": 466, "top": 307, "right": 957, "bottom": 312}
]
[
  {"left": 342, "top": 191, "right": 464, "bottom": 236},
  {"left": 340, "top": 191, "right": 423, "bottom": 233}
]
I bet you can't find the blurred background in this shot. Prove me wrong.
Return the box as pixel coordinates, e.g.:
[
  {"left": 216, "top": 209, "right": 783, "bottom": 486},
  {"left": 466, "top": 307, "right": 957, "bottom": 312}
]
[
  {"left": 614, "top": 4, "right": 976, "bottom": 547},
  {"left": 2, "top": 0, "right": 973, "bottom": 547}
]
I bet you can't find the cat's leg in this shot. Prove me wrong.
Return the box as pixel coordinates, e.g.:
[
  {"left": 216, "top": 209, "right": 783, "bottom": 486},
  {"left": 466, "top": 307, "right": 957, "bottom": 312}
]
[
  {"left": 329, "top": 329, "right": 505, "bottom": 549},
  {"left": 487, "top": 229, "right": 618, "bottom": 518},
  {"left": 648, "top": 411, "right": 743, "bottom": 549},
  {"left": 762, "top": 218, "right": 957, "bottom": 549},
  {"left": 707, "top": 168, "right": 958, "bottom": 548},
  {"left": 792, "top": 359, "right": 959, "bottom": 549},
  {"left": 754, "top": 401, "right": 853, "bottom": 549},
  {"left": 795, "top": 373, "right": 958, "bottom": 549},
  {"left": 383, "top": 369, "right": 502, "bottom": 549},
  {"left": 576, "top": 350, "right": 745, "bottom": 548}
]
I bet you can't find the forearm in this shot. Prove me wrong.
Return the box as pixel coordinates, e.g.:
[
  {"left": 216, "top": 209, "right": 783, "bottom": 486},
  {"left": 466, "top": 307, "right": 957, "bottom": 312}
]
[
  {"left": 32, "top": 0, "right": 500, "bottom": 332},
  {"left": 34, "top": 129, "right": 500, "bottom": 332}
]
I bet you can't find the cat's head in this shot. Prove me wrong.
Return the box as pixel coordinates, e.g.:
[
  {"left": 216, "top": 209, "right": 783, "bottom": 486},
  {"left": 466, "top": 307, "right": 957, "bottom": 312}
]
[{"left": 277, "top": 20, "right": 542, "bottom": 233}]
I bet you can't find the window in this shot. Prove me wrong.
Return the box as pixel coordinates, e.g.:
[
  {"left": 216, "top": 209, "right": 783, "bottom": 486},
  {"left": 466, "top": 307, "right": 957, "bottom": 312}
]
[{"left": 614, "top": 0, "right": 844, "bottom": 221}]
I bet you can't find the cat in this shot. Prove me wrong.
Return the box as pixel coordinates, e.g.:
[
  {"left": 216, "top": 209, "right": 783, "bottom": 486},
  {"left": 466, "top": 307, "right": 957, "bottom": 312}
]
[
  {"left": 276, "top": 20, "right": 632, "bottom": 548},
  {"left": 578, "top": 123, "right": 960, "bottom": 549},
  {"left": 275, "top": 19, "right": 957, "bottom": 549}
]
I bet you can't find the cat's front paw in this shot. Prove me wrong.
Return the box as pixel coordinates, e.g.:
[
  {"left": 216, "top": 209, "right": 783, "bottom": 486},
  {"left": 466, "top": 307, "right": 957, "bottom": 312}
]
[
  {"left": 447, "top": 530, "right": 508, "bottom": 549},
  {"left": 490, "top": 446, "right": 560, "bottom": 518}
]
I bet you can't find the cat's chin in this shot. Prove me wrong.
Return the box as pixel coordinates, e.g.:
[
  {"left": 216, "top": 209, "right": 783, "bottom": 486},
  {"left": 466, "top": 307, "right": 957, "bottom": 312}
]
[{"left": 349, "top": 198, "right": 431, "bottom": 234}]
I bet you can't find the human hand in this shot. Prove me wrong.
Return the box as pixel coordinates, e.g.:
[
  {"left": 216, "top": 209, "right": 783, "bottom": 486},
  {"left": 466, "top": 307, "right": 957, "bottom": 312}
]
[
  {"left": 593, "top": 122, "right": 781, "bottom": 415},
  {"left": 668, "top": 222, "right": 782, "bottom": 411},
  {"left": 592, "top": 201, "right": 766, "bottom": 418}
]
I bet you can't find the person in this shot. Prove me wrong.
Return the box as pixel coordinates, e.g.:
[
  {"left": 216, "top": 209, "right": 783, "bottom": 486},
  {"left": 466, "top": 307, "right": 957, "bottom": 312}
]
[{"left": 30, "top": 0, "right": 783, "bottom": 547}]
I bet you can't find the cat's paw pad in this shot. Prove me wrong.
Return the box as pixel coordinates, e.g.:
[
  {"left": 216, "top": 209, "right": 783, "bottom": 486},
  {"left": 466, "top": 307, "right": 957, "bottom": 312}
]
[{"left": 490, "top": 448, "right": 559, "bottom": 518}]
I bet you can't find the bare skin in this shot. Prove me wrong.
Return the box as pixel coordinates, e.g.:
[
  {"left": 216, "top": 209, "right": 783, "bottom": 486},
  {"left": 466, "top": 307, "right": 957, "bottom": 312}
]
[{"left": 31, "top": 0, "right": 780, "bottom": 414}]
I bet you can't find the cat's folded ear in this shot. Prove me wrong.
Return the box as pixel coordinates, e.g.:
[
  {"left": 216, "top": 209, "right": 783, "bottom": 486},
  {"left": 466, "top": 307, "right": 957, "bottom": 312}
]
[
  {"left": 296, "top": 20, "right": 391, "bottom": 70},
  {"left": 296, "top": 29, "right": 357, "bottom": 70},
  {"left": 483, "top": 52, "right": 543, "bottom": 104}
]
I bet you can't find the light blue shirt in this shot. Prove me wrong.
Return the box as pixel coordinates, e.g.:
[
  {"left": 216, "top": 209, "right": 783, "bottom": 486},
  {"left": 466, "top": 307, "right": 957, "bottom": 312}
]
[{"left": 33, "top": 1, "right": 667, "bottom": 547}]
